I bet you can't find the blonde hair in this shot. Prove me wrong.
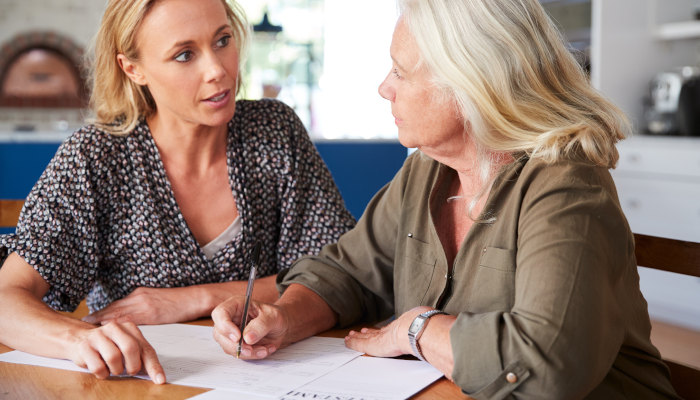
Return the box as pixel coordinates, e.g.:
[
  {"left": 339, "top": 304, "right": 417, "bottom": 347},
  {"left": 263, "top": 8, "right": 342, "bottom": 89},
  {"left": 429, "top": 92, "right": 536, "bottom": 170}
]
[
  {"left": 87, "top": 0, "right": 249, "bottom": 136},
  {"left": 399, "top": 0, "right": 630, "bottom": 174}
]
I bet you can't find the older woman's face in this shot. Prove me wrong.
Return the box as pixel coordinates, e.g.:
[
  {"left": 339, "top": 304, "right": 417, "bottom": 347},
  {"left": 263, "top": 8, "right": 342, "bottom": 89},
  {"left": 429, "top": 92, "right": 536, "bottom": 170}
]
[
  {"left": 379, "top": 19, "right": 465, "bottom": 153},
  {"left": 119, "top": 0, "right": 238, "bottom": 130}
]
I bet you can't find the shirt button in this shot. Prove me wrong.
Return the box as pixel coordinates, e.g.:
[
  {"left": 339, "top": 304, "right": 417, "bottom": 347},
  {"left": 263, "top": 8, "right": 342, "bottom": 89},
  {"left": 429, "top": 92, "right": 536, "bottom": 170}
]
[{"left": 506, "top": 372, "right": 518, "bottom": 383}]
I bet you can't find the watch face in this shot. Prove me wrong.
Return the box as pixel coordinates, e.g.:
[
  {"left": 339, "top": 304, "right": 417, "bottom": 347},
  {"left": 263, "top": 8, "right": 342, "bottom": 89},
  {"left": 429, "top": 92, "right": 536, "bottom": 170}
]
[{"left": 408, "top": 316, "right": 424, "bottom": 335}]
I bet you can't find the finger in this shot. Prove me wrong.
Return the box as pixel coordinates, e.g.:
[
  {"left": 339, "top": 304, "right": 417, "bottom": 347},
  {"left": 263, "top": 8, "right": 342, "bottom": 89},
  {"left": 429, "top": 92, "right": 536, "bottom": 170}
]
[
  {"left": 345, "top": 328, "right": 377, "bottom": 340},
  {"left": 344, "top": 327, "right": 384, "bottom": 351},
  {"left": 116, "top": 322, "right": 159, "bottom": 373},
  {"left": 141, "top": 340, "right": 166, "bottom": 384},
  {"left": 86, "top": 332, "right": 124, "bottom": 377},
  {"left": 82, "top": 314, "right": 98, "bottom": 324},
  {"left": 213, "top": 327, "right": 239, "bottom": 356},
  {"left": 239, "top": 343, "right": 279, "bottom": 360},
  {"left": 79, "top": 344, "right": 110, "bottom": 379},
  {"left": 219, "top": 318, "right": 242, "bottom": 344},
  {"left": 82, "top": 310, "right": 109, "bottom": 324},
  {"left": 212, "top": 298, "right": 244, "bottom": 336},
  {"left": 73, "top": 358, "right": 88, "bottom": 369},
  {"left": 115, "top": 322, "right": 166, "bottom": 384},
  {"left": 213, "top": 317, "right": 242, "bottom": 347},
  {"left": 345, "top": 333, "right": 371, "bottom": 353},
  {"left": 241, "top": 305, "right": 276, "bottom": 346},
  {"left": 346, "top": 328, "right": 403, "bottom": 357},
  {"left": 102, "top": 322, "right": 143, "bottom": 375},
  {"left": 254, "top": 343, "right": 278, "bottom": 358},
  {"left": 83, "top": 303, "right": 123, "bottom": 324},
  {"left": 107, "top": 315, "right": 135, "bottom": 325}
]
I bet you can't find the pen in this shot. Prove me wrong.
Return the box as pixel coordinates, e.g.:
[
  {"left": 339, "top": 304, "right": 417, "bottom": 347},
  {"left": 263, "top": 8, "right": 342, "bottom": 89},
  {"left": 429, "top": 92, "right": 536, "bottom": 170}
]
[{"left": 237, "top": 241, "right": 261, "bottom": 358}]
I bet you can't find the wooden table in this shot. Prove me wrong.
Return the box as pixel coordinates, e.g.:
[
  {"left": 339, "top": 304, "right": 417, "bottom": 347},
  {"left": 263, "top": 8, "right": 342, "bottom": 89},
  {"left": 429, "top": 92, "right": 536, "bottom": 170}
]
[{"left": 0, "top": 309, "right": 468, "bottom": 399}]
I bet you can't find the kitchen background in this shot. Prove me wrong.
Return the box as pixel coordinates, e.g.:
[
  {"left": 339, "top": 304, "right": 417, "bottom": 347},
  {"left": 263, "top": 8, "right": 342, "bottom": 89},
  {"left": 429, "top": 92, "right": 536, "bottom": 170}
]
[
  {"left": 0, "top": 0, "right": 409, "bottom": 220},
  {"left": 0, "top": 0, "right": 399, "bottom": 138},
  {"left": 1, "top": 0, "right": 699, "bottom": 360}
]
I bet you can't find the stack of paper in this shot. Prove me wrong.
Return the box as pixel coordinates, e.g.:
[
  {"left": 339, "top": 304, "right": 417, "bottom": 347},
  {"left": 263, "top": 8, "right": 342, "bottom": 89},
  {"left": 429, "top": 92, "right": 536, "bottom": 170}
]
[{"left": 0, "top": 324, "right": 444, "bottom": 399}]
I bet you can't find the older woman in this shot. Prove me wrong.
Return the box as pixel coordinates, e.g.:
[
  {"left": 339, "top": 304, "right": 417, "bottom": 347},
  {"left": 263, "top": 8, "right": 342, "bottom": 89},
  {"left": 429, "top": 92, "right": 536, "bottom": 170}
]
[
  {"left": 0, "top": 0, "right": 354, "bottom": 384},
  {"left": 212, "top": 0, "right": 679, "bottom": 398}
]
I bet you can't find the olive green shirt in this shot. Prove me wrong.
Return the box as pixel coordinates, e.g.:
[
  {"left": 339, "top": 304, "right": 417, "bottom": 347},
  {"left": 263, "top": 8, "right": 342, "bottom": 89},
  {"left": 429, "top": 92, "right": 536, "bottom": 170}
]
[{"left": 279, "top": 152, "right": 678, "bottom": 399}]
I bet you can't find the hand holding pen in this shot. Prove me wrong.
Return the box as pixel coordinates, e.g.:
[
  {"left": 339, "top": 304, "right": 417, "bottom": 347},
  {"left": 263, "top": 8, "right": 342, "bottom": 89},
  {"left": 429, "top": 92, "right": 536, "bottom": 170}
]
[
  {"left": 211, "top": 240, "right": 292, "bottom": 360},
  {"left": 237, "top": 241, "right": 261, "bottom": 358}
]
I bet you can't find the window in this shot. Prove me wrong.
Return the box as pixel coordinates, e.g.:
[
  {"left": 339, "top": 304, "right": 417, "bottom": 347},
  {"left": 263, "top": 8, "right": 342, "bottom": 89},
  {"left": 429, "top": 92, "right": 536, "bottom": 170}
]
[{"left": 239, "top": 0, "right": 399, "bottom": 139}]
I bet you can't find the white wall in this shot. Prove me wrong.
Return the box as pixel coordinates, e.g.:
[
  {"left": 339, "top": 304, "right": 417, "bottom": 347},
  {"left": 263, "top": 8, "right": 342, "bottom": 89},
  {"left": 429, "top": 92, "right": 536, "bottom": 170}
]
[{"left": 0, "top": 0, "right": 105, "bottom": 48}]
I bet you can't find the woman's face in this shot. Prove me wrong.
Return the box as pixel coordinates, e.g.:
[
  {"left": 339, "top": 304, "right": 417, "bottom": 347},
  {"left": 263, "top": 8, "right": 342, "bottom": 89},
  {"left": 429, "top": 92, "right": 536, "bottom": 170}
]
[
  {"left": 379, "top": 19, "right": 465, "bottom": 154},
  {"left": 119, "top": 0, "right": 239, "bottom": 130}
]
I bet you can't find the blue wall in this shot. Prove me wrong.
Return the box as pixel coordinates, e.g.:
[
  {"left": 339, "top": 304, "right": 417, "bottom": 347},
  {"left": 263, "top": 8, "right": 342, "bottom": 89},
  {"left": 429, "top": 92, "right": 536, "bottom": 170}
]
[
  {"left": 314, "top": 141, "right": 407, "bottom": 218},
  {"left": 0, "top": 143, "right": 61, "bottom": 199},
  {"left": 0, "top": 140, "right": 407, "bottom": 233}
]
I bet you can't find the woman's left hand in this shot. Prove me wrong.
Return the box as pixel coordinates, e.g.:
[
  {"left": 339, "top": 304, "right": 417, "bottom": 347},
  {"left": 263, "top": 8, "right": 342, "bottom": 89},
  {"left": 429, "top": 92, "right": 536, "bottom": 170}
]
[
  {"left": 83, "top": 277, "right": 279, "bottom": 326},
  {"left": 82, "top": 287, "right": 200, "bottom": 325},
  {"left": 344, "top": 306, "right": 431, "bottom": 357}
]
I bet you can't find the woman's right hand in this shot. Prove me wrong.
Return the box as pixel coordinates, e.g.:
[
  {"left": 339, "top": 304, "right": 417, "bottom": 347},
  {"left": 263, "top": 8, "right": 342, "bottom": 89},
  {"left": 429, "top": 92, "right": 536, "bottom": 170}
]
[
  {"left": 211, "top": 295, "right": 289, "bottom": 359},
  {"left": 71, "top": 321, "right": 165, "bottom": 384},
  {"left": 0, "top": 253, "right": 165, "bottom": 383}
]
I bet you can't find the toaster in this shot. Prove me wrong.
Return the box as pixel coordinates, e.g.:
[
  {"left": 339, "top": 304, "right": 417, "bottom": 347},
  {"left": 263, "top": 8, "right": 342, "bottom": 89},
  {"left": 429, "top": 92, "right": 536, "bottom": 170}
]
[{"left": 644, "top": 66, "right": 700, "bottom": 136}]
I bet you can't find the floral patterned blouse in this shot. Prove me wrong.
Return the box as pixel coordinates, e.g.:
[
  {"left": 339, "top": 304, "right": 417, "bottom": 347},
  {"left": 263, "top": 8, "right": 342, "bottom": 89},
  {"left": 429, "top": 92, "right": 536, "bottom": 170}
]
[{"left": 0, "top": 99, "right": 356, "bottom": 312}]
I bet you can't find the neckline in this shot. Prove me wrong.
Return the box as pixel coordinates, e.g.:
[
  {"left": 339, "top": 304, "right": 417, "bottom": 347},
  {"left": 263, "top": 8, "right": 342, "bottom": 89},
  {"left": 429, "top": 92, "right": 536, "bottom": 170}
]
[
  {"left": 427, "top": 157, "right": 526, "bottom": 268},
  {"left": 201, "top": 216, "right": 242, "bottom": 259},
  {"left": 139, "top": 119, "right": 241, "bottom": 260}
]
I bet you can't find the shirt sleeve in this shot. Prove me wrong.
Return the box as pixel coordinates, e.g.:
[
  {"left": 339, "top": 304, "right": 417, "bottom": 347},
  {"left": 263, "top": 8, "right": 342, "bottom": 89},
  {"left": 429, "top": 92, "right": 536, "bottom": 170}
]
[
  {"left": 278, "top": 154, "right": 417, "bottom": 326},
  {"left": 2, "top": 134, "right": 101, "bottom": 311},
  {"left": 451, "top": 163, "right": 637, "bottom": 398},
  {"left": 273, "top": 102, "right": 356, "bottom": 270}
]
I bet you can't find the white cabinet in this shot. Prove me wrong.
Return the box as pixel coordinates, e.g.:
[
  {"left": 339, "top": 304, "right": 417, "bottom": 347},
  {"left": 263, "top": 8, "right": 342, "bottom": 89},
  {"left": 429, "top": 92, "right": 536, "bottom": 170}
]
[
  {"left": 655, "top": 20, "right": 700, "bottom": 40},
  {"left": 649, "top": 0, "right": 700, "bottom": 40},
  {"left": 613, "top": 136, "right": 700, "bottom": 241},
  {"left": 612, "top": 136, "right": 700, "bottom": 330}
]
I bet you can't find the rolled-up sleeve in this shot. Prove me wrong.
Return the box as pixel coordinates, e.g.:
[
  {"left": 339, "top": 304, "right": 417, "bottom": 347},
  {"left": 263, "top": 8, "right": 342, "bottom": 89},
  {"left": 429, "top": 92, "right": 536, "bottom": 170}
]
[
  {"left": 1, "top": 135, "right": 101, "bottom": 311},
  {"left": 278, "top": 154, "right": 418, "bottom": 326}
]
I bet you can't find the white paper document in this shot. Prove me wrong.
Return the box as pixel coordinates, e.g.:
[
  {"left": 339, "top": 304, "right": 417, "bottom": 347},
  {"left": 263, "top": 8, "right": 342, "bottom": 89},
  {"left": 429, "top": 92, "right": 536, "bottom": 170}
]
[
  {"left": 190, "top": 356, "right": 444, "bottom": 400},
  {"left": 0, "top": 324, "right": 362, "bottom": 398},
  {"left": 282, "top": 356, "right": 444, "bottom": 400}
]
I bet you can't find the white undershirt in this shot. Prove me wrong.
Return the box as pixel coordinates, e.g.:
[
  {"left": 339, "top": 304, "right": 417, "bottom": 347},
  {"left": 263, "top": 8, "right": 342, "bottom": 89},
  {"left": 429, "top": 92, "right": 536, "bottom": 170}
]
[{"left": 201, "top": 216, "right": 242, "bottom": 259}]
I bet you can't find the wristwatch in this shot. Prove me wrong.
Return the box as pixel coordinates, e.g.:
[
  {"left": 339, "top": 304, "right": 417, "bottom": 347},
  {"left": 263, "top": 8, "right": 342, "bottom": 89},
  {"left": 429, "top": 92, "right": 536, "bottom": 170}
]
[{"left": 408, "top": 309, "right": 447, "bottom": 361}]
